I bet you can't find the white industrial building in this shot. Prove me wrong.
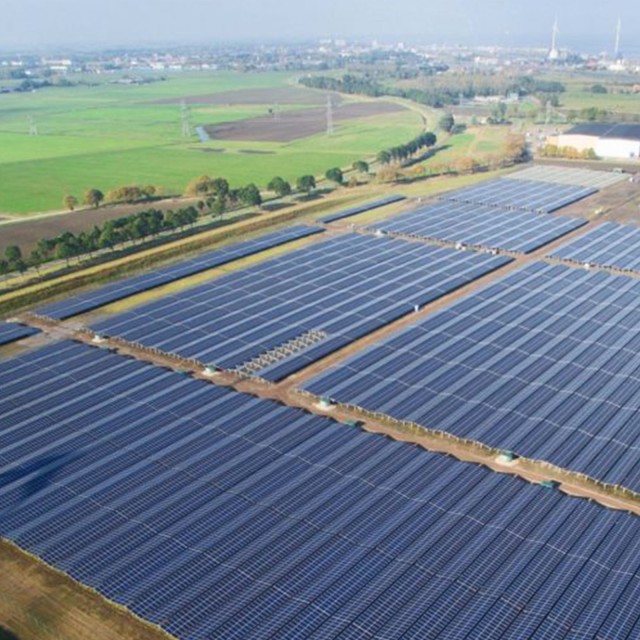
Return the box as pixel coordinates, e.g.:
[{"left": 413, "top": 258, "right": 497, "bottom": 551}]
[{"left": 553, "top": 124, "right": 640, "bottom": 160}]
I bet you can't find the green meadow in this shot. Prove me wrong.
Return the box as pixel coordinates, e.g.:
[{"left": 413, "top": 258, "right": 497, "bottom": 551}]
[{"left": 0, "top": 71, "right": 423, "bottom": 215}]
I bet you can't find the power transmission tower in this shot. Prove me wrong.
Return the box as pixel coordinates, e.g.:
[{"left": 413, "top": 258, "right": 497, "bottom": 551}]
[
  {"left": 28, "top": 115, "right": 38, "bottom": 136},
  {"left": 180, "top": 100, "right": 191, "bottom": 138},
  {"left": 545, "top": 100, "right": 553, "bottom": 125},
  {"left": 326, "top": 95, "right": 334, "bottom": 136}
]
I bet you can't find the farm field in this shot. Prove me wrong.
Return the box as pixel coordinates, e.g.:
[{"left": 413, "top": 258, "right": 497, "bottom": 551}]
[
  {"left": 417, "top": 126, "right": 509, "bottom": 170},
  {"left": 0, "top": 71, "right": 423, "bottom": 215}
]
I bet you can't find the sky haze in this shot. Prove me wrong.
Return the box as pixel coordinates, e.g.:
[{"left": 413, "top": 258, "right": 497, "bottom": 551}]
[{"left": 2, "top": 0, "right": 638, "bottom": 51}]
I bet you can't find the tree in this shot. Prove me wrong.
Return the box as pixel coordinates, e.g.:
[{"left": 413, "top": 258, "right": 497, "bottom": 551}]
[
  {"left": 267, "top": 176, "right": 292, "bottom": 198},
  {"left": 106, "top": 185, "right": 144, "bottom": 203},
  {"left": 29, "top": 249, "right": 44, "bottom": 274},
  {"left": 296, "top": 175, "right": 316, "bottom": 194},
  {"left": 185, "top": 175, "right": 214, "bottom": 196},
  {"left": 211, "top": 196, "right": 227, "bottom": 220},
  {"left": 211, "top": 178, "right": 230, "bottom": 198},
  {"left": 352, "top": 160, "right": 369, "bottom": 173},
  {"left": 63, "top": 194, "right": 78, "bottom": 211},
  {"left": 590, "top": 84, "right": 608, "bottom": 94},
  {"left": 98, "top": 225, "right": 117, "bottom": 251},
  {"left": 55, "top": 237, "right": 75, "bottom": 266},
  {"left": 240, "top": 184, "right": 262, "bottom": 207},
  {"left": 142, "top": 185, "right": 157, "bottom": 199},
  {"left": 376, "top": 150, "right": 391, "bottom": 165},
  {"left": 5, "top": 245, "right": 22, "bottom": 264},
  {"left": 438, "top": 113, "right": 455, "bottom": 132},
  {"left": 84, "top": 189, "right": 104, "bottom": 208},
  {"left": 325, "top": 167, "right": 344, "bottom": 185},
  {"left": 0, "top": 259, "right": 9, "bottom": 280}
]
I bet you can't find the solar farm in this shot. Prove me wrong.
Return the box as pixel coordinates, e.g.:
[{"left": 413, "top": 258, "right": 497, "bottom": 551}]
[
  {"left": 551, "top": 222, "right": 640, "bottom": 273},
  {"left": 3, "top": 164, "right": 640, "bottom": 639},
  {"left": 370, "top": 201, "right": 586, "bottom": 253},
  {"left": 440, "top": 177, "right": 597, "bottom": 213},
  {"left": 0, "top": 321, "right": 39, "bottom": 347},
  {"left": 93, "top": 234, "right": 510, "bottom": 380}
]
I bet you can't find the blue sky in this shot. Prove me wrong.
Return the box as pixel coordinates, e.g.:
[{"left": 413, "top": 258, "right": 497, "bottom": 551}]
[{"left": 2, "top": 0, "right": 638, "bottom": 50}]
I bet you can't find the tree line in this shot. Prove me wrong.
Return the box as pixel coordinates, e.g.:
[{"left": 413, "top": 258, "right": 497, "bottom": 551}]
[
  {"left": 0, "top": 206, "right": 200, "bottom": 279},
  {"left": 375, "top": 131, "right": 438, "bottom": 165},
  {"left": 300, "top": 74, "right": 567, "bottom": 109}
]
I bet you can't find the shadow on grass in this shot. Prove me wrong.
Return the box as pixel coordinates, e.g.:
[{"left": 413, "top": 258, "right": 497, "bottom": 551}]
[
  {"left": 0, "top": 627, "right": 20, "bottom": 640},
  {"left": 261, "top": 202, "right": 293, "bottom": 213}
]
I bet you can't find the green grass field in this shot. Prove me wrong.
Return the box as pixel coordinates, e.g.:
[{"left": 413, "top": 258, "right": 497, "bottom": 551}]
[
  {"left": 0, "top": 71, "right": 423, "bottom": 215},
  {"left": 417, "top": 126, "right": 508, "bottom": 169}
]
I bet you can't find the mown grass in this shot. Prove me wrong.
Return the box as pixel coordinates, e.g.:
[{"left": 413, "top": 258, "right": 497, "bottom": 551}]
[{"left": 0, "top": 72, "right": 423, "bottom": 215}]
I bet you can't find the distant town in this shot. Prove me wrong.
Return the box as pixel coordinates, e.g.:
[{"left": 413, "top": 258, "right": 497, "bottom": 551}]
[{"left": 1, "top": 30, "right": 639, "bottom": 95}]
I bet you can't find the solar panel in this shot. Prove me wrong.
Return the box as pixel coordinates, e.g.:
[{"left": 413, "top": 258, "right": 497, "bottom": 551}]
[
  {"left": 316, "top": 195, "right": 406, "bottom": 224},
  {"left": 370, "top": 201, "right": 586, "bottom": 253},
  {"left": 508, "top": 166, "right": 627, "bottom": 189},
  {"left": 93, "top": 234, "right": 511, "bottom": 380},
  {"left": 551, "top": 222, "right": 640, "bottom": 273},
  {"left": 0, "top": 321, "right": 39, "bottom": 347},
  {"left": 35, "top": 225, "right": 324, "bottom": 320},
  {"left": 2, "top": 341, "right": 640, "bottom": 640},
  {"left": 441, "top": 178, "right": 597, "bottom": 213},
  {"left": 305, "top": 261, "right": 640, "bottom": 493}
]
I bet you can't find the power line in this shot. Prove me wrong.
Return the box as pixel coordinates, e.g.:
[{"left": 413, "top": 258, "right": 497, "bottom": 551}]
[
  {"left": 326, "top": 95, "right": 334, "bottom": 136},
  {"left": 181, "top": 100, "right": 191, "bottom": 138}
]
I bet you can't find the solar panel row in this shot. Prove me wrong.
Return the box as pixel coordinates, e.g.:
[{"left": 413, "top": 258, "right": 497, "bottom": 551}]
[
  {"left": 510, "top": 166, "right": 627, "bottom": 189},
  {"left": 551, "top": 222, "right": 640, "bottom": 273},
  {"left": 35, "top": 225, "right": 324, "bottom": 320},
  {"left": 441, "top": 178, "right": 597, "bottom": 213},
  {"left": 370, "top": 201, "right": 586, "bottom": 253},
  {"left": 2, "top": 341, "right": 640, "bottom": 639},
  {"left": 93, "top": 234, "right": 511, "bottom": 380},
  {"left": 0, "top": 321, "right": 39, "bottom": 347},
  {"left": 305, "top": 261, "right": 640, "bottom": 493},
  {"left": 316, "top": 195, "right": 406, "bottom": 224}
]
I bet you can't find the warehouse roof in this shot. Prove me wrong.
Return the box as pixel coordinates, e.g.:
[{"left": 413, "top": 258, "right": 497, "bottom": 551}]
[{"left": 565, "top": 123, "right": 640, "bottom": 140}]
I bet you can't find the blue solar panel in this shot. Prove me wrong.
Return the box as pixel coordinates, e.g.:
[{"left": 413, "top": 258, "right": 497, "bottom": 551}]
[
  {"left": 316, "top": 195, "right": 406, "bottom": 224},
  {"left": 94, "top": 234, "right": 511, "bottom": 380},
  {"left": 551, "top": 222, "right": 640, "bottom": 273},
  {"left": 2, "top": 341, "right": 640, "bottom": 639},
  {"left": 370, "top": 200, "right": 586, "bottom": 253},
  {"left": 305, "top": 261, "right": 640, "bottom": 493},
  {"left": 441, "top": 178, "right": 597, "bottom": 213},
  {"left": 35, "top": 225, "right": 324, "bottom": 320},
  {"left": 0, "top": 321, "right": 39, "bottom": 347}
]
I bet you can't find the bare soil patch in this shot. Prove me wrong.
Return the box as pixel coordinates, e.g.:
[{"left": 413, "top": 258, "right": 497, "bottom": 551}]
[
  {"left": 239, "top": 149, "right": 276, "bottom": 155},
  {"left": 148, "top": 86, "right": 336, "bottom": 106},
  {"left": 204, "top": 101, "right": 406, "bottom": 143},
  {"left": 0, "top": 197, "right": 198, "bottom": 254},
  {"left": 190, "top": 147, "right": 225, "bottom": 153},
  {"left": 0, "top": 539, "right": 169, "bottom": 640},
  {"left": 553, "top": 177, "right": 640, "bottom": 224}
]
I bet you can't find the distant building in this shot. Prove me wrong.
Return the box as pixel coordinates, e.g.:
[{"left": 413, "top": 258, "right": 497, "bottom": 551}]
[{"left": 553, "top": 124, "right": 640, "bottom": 160}]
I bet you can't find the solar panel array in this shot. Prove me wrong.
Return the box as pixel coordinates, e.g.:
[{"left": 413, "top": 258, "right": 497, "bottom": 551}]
[
  {"left": 551, "top": 222, "right": 640, "bottom": 273},
  {"left": 509, "top": 165, "right": 627, "bottom": 189},
  {"left": 316, "top": 195, "right": 406, "bottom": 224},
  {"left": 0, "top": 321, "right": 39, "bottom": 347},
  {"left": 306, "top": 262, "right": 640, "bottom": 492},
  {"left": 35, "top": 225, "right": 324, "bottom": 320},
  {"left": 93, "top": 234, "right": 510, "bottom": 381},
  {"left": 370, "top": 201, "right": 586, "bottom": 253},
  {"left": 3, "top": 341, "right": 640, "bottom": 640},
  {"left": 441, "top": 178, "right": 597, "bottom": 213}
]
